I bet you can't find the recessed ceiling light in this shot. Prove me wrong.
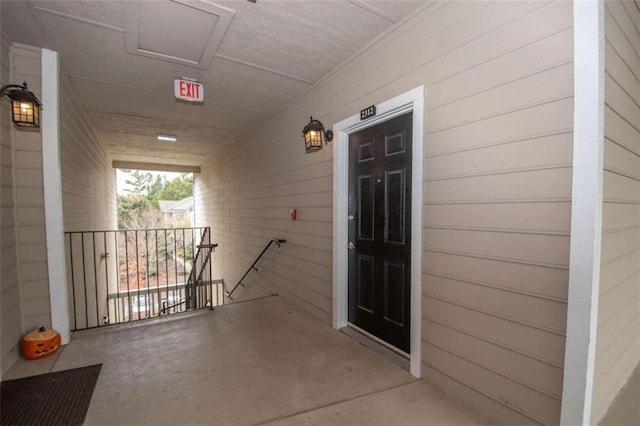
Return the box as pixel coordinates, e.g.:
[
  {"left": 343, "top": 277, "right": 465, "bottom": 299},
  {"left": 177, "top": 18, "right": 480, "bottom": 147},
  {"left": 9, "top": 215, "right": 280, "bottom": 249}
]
[{"left": 157, "top": 134, "right": 177, "bottom": 142}]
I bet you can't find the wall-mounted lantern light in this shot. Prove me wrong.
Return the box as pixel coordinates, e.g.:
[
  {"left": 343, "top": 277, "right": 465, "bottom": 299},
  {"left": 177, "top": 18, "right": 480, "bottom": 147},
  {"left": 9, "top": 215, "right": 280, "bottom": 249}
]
[
  {"left": 0, "top": 82, "right": 41, "bottom": 129},
  {"left": 302, "top": 116, "right": 333, "bottom": 153}
]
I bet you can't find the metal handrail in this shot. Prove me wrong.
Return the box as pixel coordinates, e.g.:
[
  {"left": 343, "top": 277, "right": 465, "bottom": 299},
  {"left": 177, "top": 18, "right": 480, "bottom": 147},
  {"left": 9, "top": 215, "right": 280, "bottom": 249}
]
[
  {"left": 64, "top": 226, "right": 219, "bottom": 330},
  {"left": 183, "top": 228, "right": 218, "bottom": 311},
  {"left": 184, "top": 227, "right": 212, "bottom": 310},
  {"left": 225, "top": 237, "right": 286, "bottom": 300}
]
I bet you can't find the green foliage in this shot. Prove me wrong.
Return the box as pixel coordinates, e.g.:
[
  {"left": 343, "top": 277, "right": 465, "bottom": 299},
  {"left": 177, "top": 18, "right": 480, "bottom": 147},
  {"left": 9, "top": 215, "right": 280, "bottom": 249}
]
[
  {"left": 124, "top": 170, "right": 165, "bottom": 204},
  {"left": 117, "top": 171, "right": 194, "bottom": 229},
  {"left": 155, "top": 175, "right": 193, "bottom": 201},
  {"left": 117, "top": 194, "right": 160, "bottom": 229}
]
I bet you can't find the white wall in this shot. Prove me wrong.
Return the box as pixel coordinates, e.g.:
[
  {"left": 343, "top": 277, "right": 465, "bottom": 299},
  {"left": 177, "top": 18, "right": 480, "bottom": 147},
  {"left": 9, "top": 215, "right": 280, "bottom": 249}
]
[
  {"left": 197, "top": 1, "right": 574, "bottom": 423},
  {"left": 59, "top": 75, "right": 116, "bottom": 232},
  {"left": 0, "top": 30, "right": 24, "bottom": 378},
  {"left": 58, "top": 73, "right": 116, "bottom": 331},
  {"left": 9, "top": 44, "right": 51, "bottom": 333},
  {"left": 0, "top": 35, "right": 116, "bottom": 374},
  {"left": 592, "top": 1, "right": 640, "bottom": 423}
]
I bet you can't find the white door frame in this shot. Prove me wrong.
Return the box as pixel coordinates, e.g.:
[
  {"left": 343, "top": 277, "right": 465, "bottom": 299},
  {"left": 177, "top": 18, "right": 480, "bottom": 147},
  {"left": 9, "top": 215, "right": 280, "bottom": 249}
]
[{"left": 332, "top": 86, "right": 424, "bottom": 378}]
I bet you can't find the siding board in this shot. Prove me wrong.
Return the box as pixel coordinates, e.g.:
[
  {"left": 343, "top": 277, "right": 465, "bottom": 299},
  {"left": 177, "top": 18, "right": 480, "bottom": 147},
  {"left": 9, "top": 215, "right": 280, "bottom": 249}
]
[
  {"left": 423, "top": 319, "right": 564, "bottom": 397},
  {"left": 425, "top": 168, "right": 573, "bottom": 204},
  {"left": 605, "top": 138, "right": 640, "bottom": 180},
  {"left": 424, "top": 201, "right": 571, "bottom": 235},
  {"left": 423, "top": 297, "right": 566, "bottom": 366},
  {"left": 425, "top": 132, "right": 573, "bottom": 180},
  {"left": 593, "top": 1, "right": 640, "bottom": 422},
  {"left": 427, "top": 98, "right": 573, "bottom": 156},
  {"left": 425, "top": 274, "right": 567, "bottom": 333},
  {"left": 198, "top": 1, "right": 573, "bottom": 423},
  {"left": 10, "top": 44, "right": 50, "bottom": 333},
  {"left": 423, "top": 250, "right": 569, "bottom": 301},
  {"left": 422, "top": 341, "right": 560, "bottom": 425},
  {"left": 59, "top": 76, "right": 116, "bottom": 233}
]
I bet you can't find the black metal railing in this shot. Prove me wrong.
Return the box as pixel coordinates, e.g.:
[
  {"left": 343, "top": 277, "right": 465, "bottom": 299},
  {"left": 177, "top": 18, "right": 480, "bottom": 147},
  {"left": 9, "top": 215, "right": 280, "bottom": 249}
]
[
  {"left": 225, "top": 237, "right": 286, "bottom": 300},
  {"left": 65, "top": 227, "right": 222, "bottom": 331},
  {"left": 167, "top": 227, "right": 218, "bottom": 312}
]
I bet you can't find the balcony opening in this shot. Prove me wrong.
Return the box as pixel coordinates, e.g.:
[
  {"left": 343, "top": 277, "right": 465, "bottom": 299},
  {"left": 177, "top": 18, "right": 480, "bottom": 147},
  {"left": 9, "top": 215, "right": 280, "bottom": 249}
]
[{"left": 116, "top": 168, "right": 194, "bottom": 230}]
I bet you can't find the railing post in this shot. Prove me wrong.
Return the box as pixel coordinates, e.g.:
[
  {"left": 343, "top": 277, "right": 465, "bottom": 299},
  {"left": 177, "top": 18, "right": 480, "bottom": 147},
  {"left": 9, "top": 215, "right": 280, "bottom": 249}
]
[{"left": 64, "top": 227, "right": 218, "bottom": 331}]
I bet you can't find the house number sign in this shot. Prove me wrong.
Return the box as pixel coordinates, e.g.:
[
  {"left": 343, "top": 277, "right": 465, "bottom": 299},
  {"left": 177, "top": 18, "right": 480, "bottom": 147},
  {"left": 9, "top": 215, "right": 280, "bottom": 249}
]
[{"left": 360, "top": 105, "right": 376, "bottom": 120}]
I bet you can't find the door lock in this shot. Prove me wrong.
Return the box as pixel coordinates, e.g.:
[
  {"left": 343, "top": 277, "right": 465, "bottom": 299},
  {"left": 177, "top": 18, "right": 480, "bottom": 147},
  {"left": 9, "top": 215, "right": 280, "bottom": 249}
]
[{"left": 347, "top": 242, "right": 355, "bottom": 250}]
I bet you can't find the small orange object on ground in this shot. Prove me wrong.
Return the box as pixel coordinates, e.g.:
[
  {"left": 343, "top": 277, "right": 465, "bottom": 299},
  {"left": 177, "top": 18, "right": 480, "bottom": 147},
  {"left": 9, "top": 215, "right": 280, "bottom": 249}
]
[{"left": 21, "top": 326, "right": 61, "bottom": 360}]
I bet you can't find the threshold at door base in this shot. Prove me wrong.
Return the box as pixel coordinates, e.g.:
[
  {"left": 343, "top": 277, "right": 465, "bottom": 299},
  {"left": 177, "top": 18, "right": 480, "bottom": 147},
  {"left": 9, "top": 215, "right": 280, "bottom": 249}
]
[{"left": 341, "top": 324, "right": 409, "bottom": 372}]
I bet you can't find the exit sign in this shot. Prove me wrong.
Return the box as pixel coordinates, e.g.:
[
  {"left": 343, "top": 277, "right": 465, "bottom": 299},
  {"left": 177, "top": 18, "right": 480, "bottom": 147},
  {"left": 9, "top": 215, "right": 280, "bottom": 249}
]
[{"left": 174, "top": 79, "right": 204, "bottom": 102}]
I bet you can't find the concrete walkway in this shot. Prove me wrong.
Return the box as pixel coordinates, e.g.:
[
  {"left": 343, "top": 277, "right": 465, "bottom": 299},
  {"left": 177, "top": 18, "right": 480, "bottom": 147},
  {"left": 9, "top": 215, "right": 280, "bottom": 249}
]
[
  {"left": 6, "top": 296, "right": 491, "bottom": 425},
  {"left": 599, "top": 363, "right": 640, "bottom": 426}
]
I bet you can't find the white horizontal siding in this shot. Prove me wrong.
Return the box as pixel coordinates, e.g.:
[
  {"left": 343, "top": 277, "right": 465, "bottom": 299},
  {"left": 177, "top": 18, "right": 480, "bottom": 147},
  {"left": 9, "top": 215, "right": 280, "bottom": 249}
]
[
  {"left": 59, "top": 76, "right": 116, "bottom": 233},
  {"left": 592, "top": 0, "right": 640, "bottom": 423},
  {"left": 197, "top": 1, "right": 573, "bottom": 423},
  {"left": 10, "top": 44, "right": 50, "bottom": 332},
  {"left": 0, "top": 32, "right": 22, "bottom": 378}
]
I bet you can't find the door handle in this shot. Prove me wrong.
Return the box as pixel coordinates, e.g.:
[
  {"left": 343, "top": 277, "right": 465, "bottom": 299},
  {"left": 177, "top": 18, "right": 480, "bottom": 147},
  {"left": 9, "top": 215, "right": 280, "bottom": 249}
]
[{"left": 348, "top": 242, "right": 355, "bottom": 250}]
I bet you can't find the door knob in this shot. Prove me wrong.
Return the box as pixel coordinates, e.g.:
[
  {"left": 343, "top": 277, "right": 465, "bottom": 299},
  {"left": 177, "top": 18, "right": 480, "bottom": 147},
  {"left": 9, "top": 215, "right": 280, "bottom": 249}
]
[
  {"left": 348, "top": 242, "right": 355, "bottom": 250},
  {"left": 348, "top": 215, "right": 354, "bottom": 221}
]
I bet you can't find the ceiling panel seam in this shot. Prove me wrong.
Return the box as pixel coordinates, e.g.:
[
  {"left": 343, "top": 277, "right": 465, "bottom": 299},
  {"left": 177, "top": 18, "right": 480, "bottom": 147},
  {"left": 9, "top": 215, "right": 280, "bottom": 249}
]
[
  {"left": 4, "top": 0, "right": 430, "bottom": 167},
  {"left": 347, "top": 0, "right": 397, "bottom": 23},
  {"left": 255, "top": 1, "right": 441, "bottom": 130},
  {"left": 215, "top": 54, "right": 315, "bottom": 85},
  {"left": 95, "top": 117, "right": 234, "bottom": 134},
  {"left": 33, "top": 6, "right": 126, "bottom": 33},
  {"left": 68, "top": 75, "right": 270, "bottom": 116}
]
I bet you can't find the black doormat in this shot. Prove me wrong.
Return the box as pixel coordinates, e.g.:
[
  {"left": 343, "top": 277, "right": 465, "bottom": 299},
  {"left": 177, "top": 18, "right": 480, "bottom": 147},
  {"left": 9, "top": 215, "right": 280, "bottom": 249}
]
[{"left": 1, "top": 364, "right": 102, "bottom": 426}]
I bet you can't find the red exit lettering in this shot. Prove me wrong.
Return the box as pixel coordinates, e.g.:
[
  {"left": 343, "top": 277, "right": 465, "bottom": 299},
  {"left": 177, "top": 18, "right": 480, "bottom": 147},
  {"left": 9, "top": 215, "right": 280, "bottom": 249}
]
[
  {"left": 180, "top": 81, "right": 200, "bottom": 98},
  {"left": 174, "top": 79, "right": 204, "bottom": 102}
]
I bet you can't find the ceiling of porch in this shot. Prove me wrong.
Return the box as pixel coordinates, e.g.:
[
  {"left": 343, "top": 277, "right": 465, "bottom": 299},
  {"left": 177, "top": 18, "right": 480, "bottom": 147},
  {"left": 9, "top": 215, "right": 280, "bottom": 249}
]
[{"left": 2, "top": 0, "right": 427, "bottom": 167}]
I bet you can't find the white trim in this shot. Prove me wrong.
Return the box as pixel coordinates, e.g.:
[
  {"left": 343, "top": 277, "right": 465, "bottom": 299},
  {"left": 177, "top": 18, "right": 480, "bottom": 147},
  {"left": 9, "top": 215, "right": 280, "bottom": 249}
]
[
  {"left": 332, "top": 86, "right": 424, "bottom": 378},
  {"left": 560, "top": 2, "right": 604, "bottom": 425},
  {"left": 42, "top": 49, "right": 70, "bottom": 344}
]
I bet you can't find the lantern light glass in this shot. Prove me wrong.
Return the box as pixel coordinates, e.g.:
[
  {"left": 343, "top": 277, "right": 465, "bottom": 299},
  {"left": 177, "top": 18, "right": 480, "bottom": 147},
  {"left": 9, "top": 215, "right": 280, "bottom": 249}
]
[
  {"left": 1, "top": 82, "right": 41, "bottom": 129},
  {"left": 302, "top": 116, "right": 333, "bottom": 153}
]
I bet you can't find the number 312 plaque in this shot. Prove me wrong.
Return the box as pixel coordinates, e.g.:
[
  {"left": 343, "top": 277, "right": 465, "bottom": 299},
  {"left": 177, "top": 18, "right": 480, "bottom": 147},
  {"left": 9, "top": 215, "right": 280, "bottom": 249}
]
[{"left": 360, "top": 105, "right": 376, "bottom": 120}]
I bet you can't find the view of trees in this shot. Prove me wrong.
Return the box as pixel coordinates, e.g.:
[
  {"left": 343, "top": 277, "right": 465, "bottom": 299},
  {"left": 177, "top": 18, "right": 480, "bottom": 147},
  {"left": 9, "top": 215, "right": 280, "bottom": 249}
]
[
  {"left": 117, "top": 170, "right": 193, "bottom": 229},
  {"left": 115, "top": 170, "right": 197, "bottom": 317}
]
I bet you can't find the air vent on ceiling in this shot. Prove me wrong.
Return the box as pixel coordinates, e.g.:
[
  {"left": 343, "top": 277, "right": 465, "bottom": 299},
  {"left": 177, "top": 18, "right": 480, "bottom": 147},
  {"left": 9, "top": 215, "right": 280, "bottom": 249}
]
[{"left": 125, "top": 0, "right": 235, "bottom": 69}]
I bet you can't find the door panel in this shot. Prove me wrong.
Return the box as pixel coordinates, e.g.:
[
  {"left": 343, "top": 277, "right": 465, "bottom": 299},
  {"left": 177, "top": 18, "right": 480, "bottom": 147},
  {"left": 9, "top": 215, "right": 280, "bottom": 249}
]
[
  {"left": 384, "top": 260, "right": 405, "bottom": 326},
  {"left": 385, "top": 169, "right": 406, "bottom": 244},
  {"left": 348, "top": 113, "right": 412, "bottom": 353},
  {"left": 358, "top": 255, "right": 374, "bottom": 313},
  {"left": 358, "top": 175, "right": 374, "bottom": 240}
]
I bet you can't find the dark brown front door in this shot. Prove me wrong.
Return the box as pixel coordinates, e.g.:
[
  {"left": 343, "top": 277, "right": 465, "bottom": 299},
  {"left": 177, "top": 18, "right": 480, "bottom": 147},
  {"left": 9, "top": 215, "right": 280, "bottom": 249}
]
[{"left": 348, "top": 113, "right": 412, "bottom": 353}]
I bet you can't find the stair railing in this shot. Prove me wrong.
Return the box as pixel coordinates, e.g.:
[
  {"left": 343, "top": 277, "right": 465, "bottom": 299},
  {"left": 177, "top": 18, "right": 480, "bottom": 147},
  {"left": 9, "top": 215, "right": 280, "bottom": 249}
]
[
  {"left": 162, "top": 228, "right": 218, "bottom": 313},
  {"left": 225, "top": 237, "right": 286, "bottom": 300}
]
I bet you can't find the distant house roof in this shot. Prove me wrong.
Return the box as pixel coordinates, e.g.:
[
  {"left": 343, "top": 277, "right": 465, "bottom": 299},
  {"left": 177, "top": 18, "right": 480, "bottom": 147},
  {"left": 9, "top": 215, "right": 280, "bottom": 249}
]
[
  {"left": 170, "top": 196, "right": 194, "bottom": 212},
  {"left": 159, "top": 196, "right": 194, "bottom": 214},
  {"left": 158, "top": 200, "right": 180, "bottom": 213}
]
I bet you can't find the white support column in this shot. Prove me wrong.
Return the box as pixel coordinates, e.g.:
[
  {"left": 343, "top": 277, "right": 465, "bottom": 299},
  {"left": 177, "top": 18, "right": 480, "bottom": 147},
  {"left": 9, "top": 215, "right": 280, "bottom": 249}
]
[
  {"left": 560, "top": 1, "right": 604, "bottom": 424},
  {"left": 41, "top": 49, "right": 70, "bottom": 344}
]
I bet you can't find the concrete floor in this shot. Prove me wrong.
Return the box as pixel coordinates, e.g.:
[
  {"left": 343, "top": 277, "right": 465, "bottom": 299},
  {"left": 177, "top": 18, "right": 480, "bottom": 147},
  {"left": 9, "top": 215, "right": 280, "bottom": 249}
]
[
  {"left": 599, "top": 363, "right": 640, "bottom": 426},
  {"left": 5, "top": 296, "right": 491, "bottom": 425}
]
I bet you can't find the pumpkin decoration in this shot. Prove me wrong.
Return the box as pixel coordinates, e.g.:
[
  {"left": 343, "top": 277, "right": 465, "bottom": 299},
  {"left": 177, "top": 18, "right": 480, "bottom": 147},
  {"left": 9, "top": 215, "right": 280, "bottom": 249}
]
[{"left": 21, "top": 326, "right": 61, "bottom": 360}]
